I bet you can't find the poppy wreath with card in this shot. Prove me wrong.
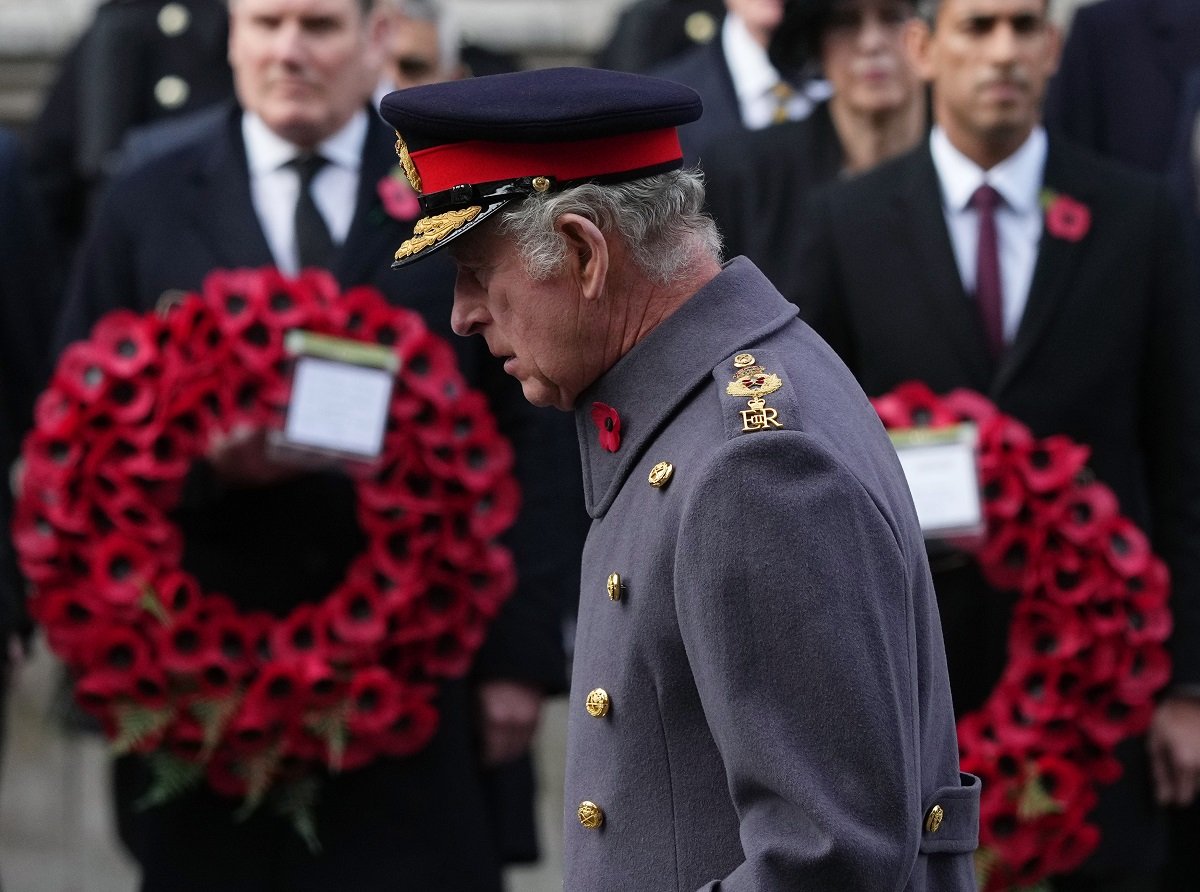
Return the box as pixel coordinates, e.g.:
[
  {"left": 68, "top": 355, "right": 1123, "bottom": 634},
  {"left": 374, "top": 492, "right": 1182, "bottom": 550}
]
[
  {"left": 13, "top": 267, "right": 520, "bottom": 837},
  {"left": 873, "top": 382, "right": 1172, "bottom": 892}
]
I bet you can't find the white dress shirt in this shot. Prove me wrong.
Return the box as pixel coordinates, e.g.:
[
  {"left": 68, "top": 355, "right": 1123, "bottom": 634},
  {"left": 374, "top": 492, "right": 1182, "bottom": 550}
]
[
  {"left": 930, "top": 125, "right": 1047, "bottom": 346},
  {"left": 242, "top": 110, "right": 368, "bottom": 275},
  {"left": 721, "top": 14, "right": 828, "bottom": 130}
]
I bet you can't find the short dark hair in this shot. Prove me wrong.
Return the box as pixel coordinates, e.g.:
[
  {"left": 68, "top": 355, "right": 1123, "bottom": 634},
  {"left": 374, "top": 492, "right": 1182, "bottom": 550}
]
[{"left": 917, "top": 0, "right": 1053, "bottom": 26}]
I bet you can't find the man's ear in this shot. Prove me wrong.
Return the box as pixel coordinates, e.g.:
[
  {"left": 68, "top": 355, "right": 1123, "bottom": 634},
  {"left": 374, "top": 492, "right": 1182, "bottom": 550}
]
[
  {"left": 904, "top": 18, "right": 935, "bottom": 84},
  {"left": 555, "top": 213, "right": 609, "bottom": 302}
]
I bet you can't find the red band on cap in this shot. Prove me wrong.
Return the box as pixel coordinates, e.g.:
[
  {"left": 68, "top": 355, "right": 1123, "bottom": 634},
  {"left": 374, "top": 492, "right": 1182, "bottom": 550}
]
[{"left": 410, "top": 128, "right": 684, "bottom": 194}]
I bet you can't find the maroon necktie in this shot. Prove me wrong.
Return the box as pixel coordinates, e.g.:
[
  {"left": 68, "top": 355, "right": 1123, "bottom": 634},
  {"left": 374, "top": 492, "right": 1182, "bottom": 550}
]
[{"left": 969, "top": 184, "right": 1004, "bottom": 359}]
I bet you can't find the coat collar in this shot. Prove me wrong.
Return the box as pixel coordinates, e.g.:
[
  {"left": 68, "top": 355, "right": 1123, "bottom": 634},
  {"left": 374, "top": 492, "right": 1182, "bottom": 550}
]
[{"left": 574, "top": 258, "right": 797, "bottom": 518}]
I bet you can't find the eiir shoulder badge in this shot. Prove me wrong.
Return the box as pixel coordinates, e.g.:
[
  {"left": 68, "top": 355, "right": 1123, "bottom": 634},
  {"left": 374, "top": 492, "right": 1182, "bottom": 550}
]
[{"left": 726, "top": 353, "right": 784, "bottom": 432}]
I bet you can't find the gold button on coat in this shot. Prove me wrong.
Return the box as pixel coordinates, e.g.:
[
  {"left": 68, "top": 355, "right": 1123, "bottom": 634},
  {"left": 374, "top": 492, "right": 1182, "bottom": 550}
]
[
  {"left": 158, "top": 2, "right": 191, "bottom": 36},
  {"left": 154, "top": 75, "right": 190, "bottom": 109},
  {"left": 606, "top": 572, "right": 622, "bottom": 601},
  {"left": 585, "top": 688, "right": 610, "bottom": 717},
  {"left": 648, "top": 461, "right": 674, "bottom": 488},
  {"left": 925, "top": 804, "right": 944, "bottom": 833},
  {"left": 578, "top": 800, "right": 604, "bottom": 829}
]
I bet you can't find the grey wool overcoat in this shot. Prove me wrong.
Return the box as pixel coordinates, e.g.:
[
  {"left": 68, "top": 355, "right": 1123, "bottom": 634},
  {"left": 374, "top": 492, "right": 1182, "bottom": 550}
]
[{"left": 563, "top": 258, "right": 980, "bottom": 891}]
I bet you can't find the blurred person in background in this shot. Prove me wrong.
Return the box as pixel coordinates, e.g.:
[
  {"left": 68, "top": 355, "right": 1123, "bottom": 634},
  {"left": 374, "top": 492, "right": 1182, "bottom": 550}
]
[
  {"left": 26, "top": 0, "right": 234, "bottom": 282},
  {"left": 703, "top": 0, "right": 925, "bottom": 295},
  {"left": 793, "top": 0, "right": 1200, "bottom": 885},
  {"left": 595, "top": 0, "right": 726, "bottom": 72},
  {"left": 651, "top": 0, "right": 831, "bottom": 163}
]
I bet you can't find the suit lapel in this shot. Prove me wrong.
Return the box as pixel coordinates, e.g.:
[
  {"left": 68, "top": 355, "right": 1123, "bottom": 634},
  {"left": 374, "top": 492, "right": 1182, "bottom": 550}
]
[
  {"left": 334, "top": 114, "right": 407, "bottom": 288},
  {"left": 991, "top": 139, "right": 1090, "bottom": 395},
  {"left": 188, "top": 109, "right": 275, "bottom": 268},
  {"left": 893, "top": 147, "right": 994, "bottom": 388}
]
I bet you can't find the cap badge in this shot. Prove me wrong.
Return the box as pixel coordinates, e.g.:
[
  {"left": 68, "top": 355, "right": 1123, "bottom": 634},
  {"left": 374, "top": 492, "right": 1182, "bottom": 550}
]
[
  {"left": 394, "top": 207, "right": 482, "bottom": 261},
  {"left": 727, "top": 360, "right": 783, "bottom": 433},
  {"left": 394, "top": 132, "right": 423, "bottom": 193}
]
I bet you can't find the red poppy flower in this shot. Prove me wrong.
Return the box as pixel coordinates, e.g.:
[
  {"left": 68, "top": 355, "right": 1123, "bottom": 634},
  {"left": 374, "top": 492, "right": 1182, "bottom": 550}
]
[
  {"left": 944, "top": 387, "right": 1000, "bottom": 425},
  {"left": 591, "top": 402, "right": 622, "bottom": 452},
  {"left": 976, "top": 521, "right": 1046, "bottom": 592},
  {"left": 1114, "top": 643, "right": 1171, "bottom": 703},
  {"left": 31, "top": 588, "right": 102, "bottom": 659},
  {"left": 1124, "top": 564, "right": 1172, "bottom": 645},
  {"left": 1100, "top": 517, "right": 1151, "bottom": 577},
  {"left": 89, "top": 535, "right": 158, "bottom": 609},
  {"left": 156, "top": 615, "right": 217, "bottom": 675},
  {"left": 1009, "top": 599, "right": 1089, "bottom": 662},
  {"left": 1013, "top": 435, "right": 1090, "bottom": 494},
  {"left": 87, "top": 625, "right": 154, "bottom": 680},
  {"left": 90, "top": 311, "right": 160, "bottom": 379},
  {"left": 378, "top": 173, "right": 422, "bottom": 221},
  {"left": 75, "top": 669, "right": 135, "bottom": 714},
  {"left": 379, "top": 694, "right": 440, "bottom": 757},
  {"left": 1077, "top": 684, "right": 1153, "bottom": 747},
  {"left": 1039, "top": 542, "right": 1104, "bottom": 605},
  {"left": 325, "top": 580, "right": 389, "bottom": 652},
  {"left": 400, "top": 331, "right": 462, "bottom": 403},
  {"left": 1045, "top": 193, "right": 1091, "bottom": 242},
  {"left": 1049, "top": 481, "right": 1118, "bottom": 547},
  {"left": 269, "top": 604, "right": 330, "bottom": 663},
  {"left": 297, "top": 654, "right": 343, "bottom": 709},
  {"left": 347, "top": 667, "right": 405, "bottom": 735},
  {"left": 53, "top": 341, "right": 111, "bottom": 404}
]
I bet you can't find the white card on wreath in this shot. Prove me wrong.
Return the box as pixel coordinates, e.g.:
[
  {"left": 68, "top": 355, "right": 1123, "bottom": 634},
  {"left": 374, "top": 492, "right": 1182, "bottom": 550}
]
[
  {"left": 889, "top": 423, "right": 984, "bottom": 540},
  {"left": 278, "top": 331, "right": 398, "bottom": 460}
]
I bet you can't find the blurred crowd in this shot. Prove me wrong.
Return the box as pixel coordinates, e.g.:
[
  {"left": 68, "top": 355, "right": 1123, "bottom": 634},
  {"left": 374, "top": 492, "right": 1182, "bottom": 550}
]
[{"left": 1, "top": 0, "right": 1199, "bottom": 890}]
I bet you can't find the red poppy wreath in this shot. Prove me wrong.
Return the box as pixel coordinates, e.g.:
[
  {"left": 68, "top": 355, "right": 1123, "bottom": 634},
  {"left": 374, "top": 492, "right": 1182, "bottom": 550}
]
[
  {"left": 873, "top": 382, "right": 1172, "bottom": 892},
  {"left": 13, "top": 268, "right": 520, "bottom": 836}
]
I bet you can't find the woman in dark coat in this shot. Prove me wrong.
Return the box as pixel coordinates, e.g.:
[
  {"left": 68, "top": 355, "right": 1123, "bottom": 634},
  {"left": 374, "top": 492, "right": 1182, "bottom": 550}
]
[{"left": 702, "top": 0, "right": 925, "bottom": 296}]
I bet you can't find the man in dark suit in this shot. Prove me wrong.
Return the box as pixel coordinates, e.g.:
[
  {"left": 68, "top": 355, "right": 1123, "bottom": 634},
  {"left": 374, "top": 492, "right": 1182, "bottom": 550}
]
[
  {"left": 650, "top": 0, "right": 827, "bottom": 163},
  {"left": 793, "top": 0, "right": 1200, "bottom": 887},
  {"left": 53, "top": 0, "right": 582, "bottom": 888},
  {"left": 1045, "top": 0, "right": 1200, "bottom": 175}
]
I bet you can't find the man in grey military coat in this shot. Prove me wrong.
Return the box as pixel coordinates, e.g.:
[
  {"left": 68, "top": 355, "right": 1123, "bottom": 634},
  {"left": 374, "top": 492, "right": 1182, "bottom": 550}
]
[{"left": 379, "top": 66, "right": 980, "bottom": 890}]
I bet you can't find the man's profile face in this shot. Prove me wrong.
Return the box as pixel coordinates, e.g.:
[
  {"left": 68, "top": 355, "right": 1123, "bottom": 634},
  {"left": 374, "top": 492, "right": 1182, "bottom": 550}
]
[
  {"left": 912, "top": 0, "right": 1059, "bottom": 163},
  {"left": 228, "top": 0, "right": 382, "bottom": 148},
  {"left": 447, "top": 221, "right": 598, "bottom": 412}
]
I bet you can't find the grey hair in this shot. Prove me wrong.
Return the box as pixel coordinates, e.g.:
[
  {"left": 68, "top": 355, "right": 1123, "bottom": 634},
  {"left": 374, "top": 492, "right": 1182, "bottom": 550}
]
[{"left": 498, "top": 168, "right": 723, "bottom": 286}]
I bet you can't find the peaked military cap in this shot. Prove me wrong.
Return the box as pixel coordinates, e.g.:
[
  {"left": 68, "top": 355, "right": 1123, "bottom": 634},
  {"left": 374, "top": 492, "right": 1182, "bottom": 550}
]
[{"left": 378, "top": 67, "right": 703, "bottom": 267}]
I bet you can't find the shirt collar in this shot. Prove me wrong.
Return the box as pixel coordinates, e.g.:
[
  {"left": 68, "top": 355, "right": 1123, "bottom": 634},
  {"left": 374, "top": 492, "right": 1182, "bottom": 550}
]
[
  {"left": 929, "top": 125, "right": 1047, "bottom": 214},
  {"left": 721, "top": 12, "right": 782, "bottom": 105},
  {"left": 242, "top": 109, "right": 369, "bottom": 176}
]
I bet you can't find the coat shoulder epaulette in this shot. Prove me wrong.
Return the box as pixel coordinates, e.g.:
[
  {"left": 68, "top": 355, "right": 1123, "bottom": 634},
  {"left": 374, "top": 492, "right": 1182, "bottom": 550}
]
[{"left": 713, "top": 349, "right": 800, "bottom": 441}]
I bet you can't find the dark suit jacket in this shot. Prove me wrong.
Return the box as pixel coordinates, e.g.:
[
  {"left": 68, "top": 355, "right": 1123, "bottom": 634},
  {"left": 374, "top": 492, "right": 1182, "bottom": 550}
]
[
  {"left": 595, "top": 0, "right": 725, "bottom": 73},
  {"left": 0, "top": 129, "right": 56, "bottom": 659},
  {"left": 54, "top": 104, "right": 585, "bottom": 888},
  {"left": 702, "top": 99, "right": 843, "bottom": 293},
  {"left": 1045, "top": 0, "right": 1200, "bottom": 173},
  {"left": 27, "top": 0, "right": 234, "bottom": 268},
  {"left": 651, "top": 37, "right": 745, "bottom": 165},
  {"left": 792, "top": 137, "right": 1200, "bottom": 873}
]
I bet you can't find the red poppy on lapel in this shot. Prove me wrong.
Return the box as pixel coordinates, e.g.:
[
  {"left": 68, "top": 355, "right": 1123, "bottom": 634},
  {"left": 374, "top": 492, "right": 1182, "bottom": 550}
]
[
  {"left": 591, "top": 402, "right": 621, "bottom": 452},
  {"left": 1043, "top": 191, "right": 1091, "bottom": 242},
  {"left": 378, "top": 170, "right": 423, "bottom": 222}
]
